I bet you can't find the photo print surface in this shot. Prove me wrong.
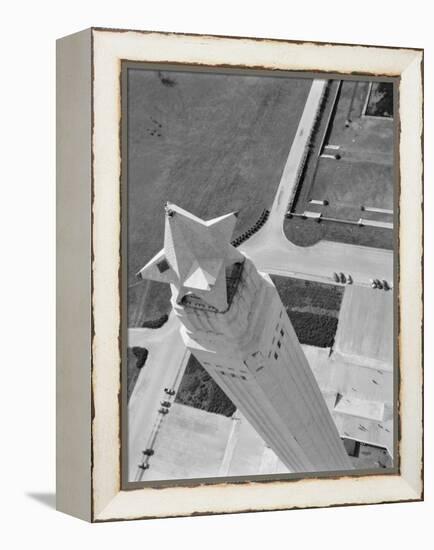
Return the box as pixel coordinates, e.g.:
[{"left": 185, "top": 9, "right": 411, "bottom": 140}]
[{"left": 123, "top": 65, "right": 396, "bottom": 485}]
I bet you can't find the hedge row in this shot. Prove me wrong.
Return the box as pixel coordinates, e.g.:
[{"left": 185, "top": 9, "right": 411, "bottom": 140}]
[
  {"left": 231, "top": 209, "right": 270, "bottom": 247},
  {"left": 141, "top": 313, "right": 169, "bottom": 329}
]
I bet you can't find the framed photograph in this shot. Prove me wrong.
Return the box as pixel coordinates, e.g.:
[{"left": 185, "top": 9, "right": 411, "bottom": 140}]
[{"left": 56, "top": 28, "right": 423, "bottom": 522}]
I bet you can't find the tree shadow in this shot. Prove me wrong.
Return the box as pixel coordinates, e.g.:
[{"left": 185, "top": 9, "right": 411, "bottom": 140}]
[{"left": 26, "top": 492, "right": 56, "bottom": 509}]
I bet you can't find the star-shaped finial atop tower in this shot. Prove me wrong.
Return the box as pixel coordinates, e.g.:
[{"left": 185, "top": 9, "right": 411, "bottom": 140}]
[{"left": 137, "top": 203, "right": 243, "bottom": 310}]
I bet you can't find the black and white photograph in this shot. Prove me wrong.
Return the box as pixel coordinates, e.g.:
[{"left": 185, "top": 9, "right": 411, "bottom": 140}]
[
  {"left": 123, "top": 65, "right": 396, "bottom": 485},
  {"left": 1, "top": 0, "right": 428, "bottom": 539}
]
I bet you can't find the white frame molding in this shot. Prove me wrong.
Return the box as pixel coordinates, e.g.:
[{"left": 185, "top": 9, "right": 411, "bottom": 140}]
[{"left": 57, "top": 28, "right": 423, "bottom": 522}]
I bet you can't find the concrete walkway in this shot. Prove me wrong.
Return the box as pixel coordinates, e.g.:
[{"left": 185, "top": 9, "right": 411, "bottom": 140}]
[{"left": 128, "top": 313, "right": 190, "bottom": 480}]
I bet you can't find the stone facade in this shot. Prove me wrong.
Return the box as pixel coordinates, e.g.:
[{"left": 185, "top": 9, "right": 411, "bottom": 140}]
[{"left": 139, "top": 203, "right": 353, "bottom": 472}]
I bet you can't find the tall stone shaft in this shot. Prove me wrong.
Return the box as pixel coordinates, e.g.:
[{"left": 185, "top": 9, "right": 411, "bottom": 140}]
[{"left": 138, "top": 203, "right": 353, "bottom": 472}]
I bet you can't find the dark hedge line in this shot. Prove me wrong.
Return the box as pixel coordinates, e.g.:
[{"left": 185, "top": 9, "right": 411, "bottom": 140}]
[{"left": 231, "top": 209, "right": 270, "bottom": 247}]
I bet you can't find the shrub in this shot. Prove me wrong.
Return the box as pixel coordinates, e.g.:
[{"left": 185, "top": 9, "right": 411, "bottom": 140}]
[
  {"left": 141, "top": 313, "right": 169, "bottom": 329},
  {"left": 287, "top": 310, "right": 337, "bottom": 348},
  {"left": 176, "top": 355, "right": 236, "bottom": 417},
  {"left": 132, "top": 346, "right": 149, "bottom": 369}
]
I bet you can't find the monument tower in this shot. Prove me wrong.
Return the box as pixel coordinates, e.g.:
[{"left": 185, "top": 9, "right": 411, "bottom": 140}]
[{"left": 138, "top": 203, "right": 353, "bottom": 472}]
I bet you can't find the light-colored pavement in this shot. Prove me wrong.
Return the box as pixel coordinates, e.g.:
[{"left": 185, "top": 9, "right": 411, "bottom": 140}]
[
  {"left": 138, "top": 405, "right": 290, "bottom": 482},
  {"left": 138, "top": 403, "right": 235, "bottom": 481},
  {"left": 221, "top": 411, "right": 288, "bottom": 477},
  {"left": 303, "top": 344, "right": 393, "bottom": 455},
  {"left": 130, "top": 340, "right": 394, "bottom": 482},
  {"left": 128, "top": 313, "right": 190, "bottom": 480},
  {"left": 333, "top": 285, "right": 393, "bottom": 369},
  {"left": 239, "top": 80, "right": 393, "bottom": 285}
]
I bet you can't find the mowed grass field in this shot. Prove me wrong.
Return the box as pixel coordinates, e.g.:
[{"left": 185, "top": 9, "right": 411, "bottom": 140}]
[
  {"left": 271, "top": 276, "right": 345, "bottom": 348},
  {"left": 126, "top": 69, "right": 311, "bottom": 325},
  {"left": 313, "top": 158, "right": 393, "bottom": 219},
  {"left": 315, "top": 81, "right": 394, "bottom": 222},
  {"left": 284, "top": 215, "right": 393, "bottom": 249}
]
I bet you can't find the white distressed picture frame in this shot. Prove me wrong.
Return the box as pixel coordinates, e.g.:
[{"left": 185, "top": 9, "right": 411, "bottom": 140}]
[{"left": 56, "top": 28, "right": 423, "bottom": 522}]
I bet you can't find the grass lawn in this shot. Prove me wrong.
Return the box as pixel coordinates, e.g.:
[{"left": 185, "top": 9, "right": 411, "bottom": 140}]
[
  {"left": 271, "top": 275, "right": 344, "bottom": 347},
  {"left": 126, "top": 68, "right": 311, "bottom": 326},
  {"left": 286, "top": 157, "right": 394, "bottom": 250},
  {"left": 312, "top": 158, "right": 393, "bottom": 218},
  {"left": 176, "top": 354, "right": 236, "bottom": 417},
  {"left": 288, "top": 311, "right": 338, "bottom": 348},
  {"left": 128, "top": 279, "right": 172, "bottom": 327},
  {"left": 283, "top": 216, "right": 393, "bottom": 249},
  {"left": 326, "top": 80, "right": 394, "bottom": 155},
  {"left": 271, "top": 275, "right": 344, "bottom": 316}
]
